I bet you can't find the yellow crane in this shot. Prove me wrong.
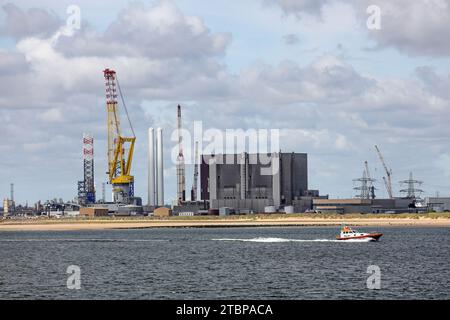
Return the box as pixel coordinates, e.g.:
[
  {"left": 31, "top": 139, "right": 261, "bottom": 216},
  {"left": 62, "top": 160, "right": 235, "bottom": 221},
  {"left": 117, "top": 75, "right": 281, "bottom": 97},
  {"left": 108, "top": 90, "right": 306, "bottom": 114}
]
[{"left": 103, "top": 69, "right": 136, "bottom": 203}]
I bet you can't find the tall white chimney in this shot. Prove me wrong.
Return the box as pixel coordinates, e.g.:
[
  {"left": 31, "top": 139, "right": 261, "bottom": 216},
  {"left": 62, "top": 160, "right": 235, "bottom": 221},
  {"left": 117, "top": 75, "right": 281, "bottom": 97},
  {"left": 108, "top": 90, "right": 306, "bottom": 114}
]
[
  {"left": 148, "top": 128, "right": 156, "bottom": 206},
  {"left": 156, "top": 128, "right": 164, "bottom": 206}
]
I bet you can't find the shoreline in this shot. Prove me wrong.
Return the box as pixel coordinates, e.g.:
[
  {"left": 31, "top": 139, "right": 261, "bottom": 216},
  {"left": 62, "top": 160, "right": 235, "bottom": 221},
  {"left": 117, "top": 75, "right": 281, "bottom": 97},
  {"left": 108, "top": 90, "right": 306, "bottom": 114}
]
[{"left": 1, "top": 216, "right": 450, "bottom": 231}]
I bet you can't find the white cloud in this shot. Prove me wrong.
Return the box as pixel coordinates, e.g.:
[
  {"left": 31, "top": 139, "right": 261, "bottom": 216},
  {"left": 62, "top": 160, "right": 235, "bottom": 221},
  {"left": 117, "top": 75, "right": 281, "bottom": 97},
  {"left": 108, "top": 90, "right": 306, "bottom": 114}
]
[
  {"left": 267, "top": 0, "right": 330, "bottom": 16},
  {"left": 269, "top": 0, "right": 450, "bottom": 57},
  {"left": 37, "top": 108, "right": 64, "bottom": 123},
  {"left": 363, "top": 0, "right": 450, "bottom": 56},
  {"left": 55, "top": 0, "right": 231, "bottom": 59},
  {"left": 0, "top": 3, "right": 62, "bottom": 39},
  {"left": 434, "top": 153, "right": 450, "bottom": 178},
  {"left": 335, "top": 134, "right": 352, "bottom": 150}
]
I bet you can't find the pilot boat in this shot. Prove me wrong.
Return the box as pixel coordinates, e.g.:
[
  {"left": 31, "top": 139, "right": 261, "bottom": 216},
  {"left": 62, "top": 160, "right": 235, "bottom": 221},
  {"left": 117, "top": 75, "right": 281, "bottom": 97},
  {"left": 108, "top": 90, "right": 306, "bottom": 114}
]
[{"left": 336, "top": 226, "right": 383, "bottom": 241}]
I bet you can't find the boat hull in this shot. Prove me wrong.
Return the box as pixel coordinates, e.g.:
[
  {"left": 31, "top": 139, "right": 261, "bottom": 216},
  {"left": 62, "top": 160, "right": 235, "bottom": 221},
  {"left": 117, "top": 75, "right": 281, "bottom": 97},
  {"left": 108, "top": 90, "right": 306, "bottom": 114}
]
[{"left": 336, "top": 233, "right": 383, "bottom": 241}]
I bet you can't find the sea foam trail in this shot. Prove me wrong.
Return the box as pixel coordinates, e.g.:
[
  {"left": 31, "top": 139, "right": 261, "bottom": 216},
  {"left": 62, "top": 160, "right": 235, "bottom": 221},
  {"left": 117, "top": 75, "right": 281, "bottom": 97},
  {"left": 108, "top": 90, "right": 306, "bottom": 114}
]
[{"left": 212, "top": 237, "right": 373, "bottom": 243}]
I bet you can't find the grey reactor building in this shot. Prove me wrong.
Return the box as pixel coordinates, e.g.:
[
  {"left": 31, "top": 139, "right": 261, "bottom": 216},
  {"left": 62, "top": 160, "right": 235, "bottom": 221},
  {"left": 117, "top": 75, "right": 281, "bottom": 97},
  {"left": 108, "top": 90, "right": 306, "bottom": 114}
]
[{"left": 199, "top": 152, "right": 319, "bottom": 213}]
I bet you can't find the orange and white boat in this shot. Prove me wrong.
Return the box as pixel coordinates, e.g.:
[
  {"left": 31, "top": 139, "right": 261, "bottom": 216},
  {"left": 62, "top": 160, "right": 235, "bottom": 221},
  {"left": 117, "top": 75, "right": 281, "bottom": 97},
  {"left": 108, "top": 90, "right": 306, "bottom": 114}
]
[{"left": 336, "top": 226, "right": 383, "bottom": 242}]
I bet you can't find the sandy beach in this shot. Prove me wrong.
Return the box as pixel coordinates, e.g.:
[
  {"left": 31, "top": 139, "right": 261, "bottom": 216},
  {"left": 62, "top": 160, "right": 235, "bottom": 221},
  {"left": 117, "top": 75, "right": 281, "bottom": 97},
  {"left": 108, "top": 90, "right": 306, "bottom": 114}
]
[{"left": 0, "top": 214, "right": 449, "bottom": 231}]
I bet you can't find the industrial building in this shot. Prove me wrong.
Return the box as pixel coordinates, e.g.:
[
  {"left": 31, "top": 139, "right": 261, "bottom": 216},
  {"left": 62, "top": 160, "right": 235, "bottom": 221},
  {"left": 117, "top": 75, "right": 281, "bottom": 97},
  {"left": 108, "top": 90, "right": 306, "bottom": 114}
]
[
  {"left": 79, "top": 207, "right": 108, "bottom": 217},
  {"left": 3, "top": 183, "right": 15, "bottom": 216},
  {"left": 425, "top": 197, "right": 450, "bottom": 212},
  {"left": 153, "top": 207, "right": 172, "bottom": 217},
  {"left": 3, "top": 199, "right": 14, "bottom": 216},
  {"left": 313, "top": 198, "right": 422, "bottom": 214},
  {"left": 200, "top": 152, "right": 319, "bottom": 213}
]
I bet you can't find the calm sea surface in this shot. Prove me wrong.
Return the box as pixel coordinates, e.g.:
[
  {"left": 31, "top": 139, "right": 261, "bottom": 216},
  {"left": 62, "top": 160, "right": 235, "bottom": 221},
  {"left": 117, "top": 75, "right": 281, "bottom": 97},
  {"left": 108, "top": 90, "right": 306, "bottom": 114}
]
[{"left": 0, "top": 226, "right": 448, "bottom": 299}]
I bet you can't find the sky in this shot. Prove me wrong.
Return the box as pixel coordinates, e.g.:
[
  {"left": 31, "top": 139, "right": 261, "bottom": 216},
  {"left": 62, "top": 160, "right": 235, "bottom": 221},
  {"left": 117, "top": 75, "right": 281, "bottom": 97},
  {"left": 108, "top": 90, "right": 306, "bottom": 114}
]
[{"left": 1, "top": 0, "right": 450, "bottom": 204}]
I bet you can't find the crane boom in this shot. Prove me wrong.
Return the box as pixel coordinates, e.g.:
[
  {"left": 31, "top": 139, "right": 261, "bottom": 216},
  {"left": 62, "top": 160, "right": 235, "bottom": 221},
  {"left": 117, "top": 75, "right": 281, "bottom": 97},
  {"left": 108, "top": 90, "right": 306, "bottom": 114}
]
[
  {"left": 103, "top": 69, "right": 136, "bottom": 204},
  {"left": 375, "top": 145, "right": 393, "bottom": 199}
]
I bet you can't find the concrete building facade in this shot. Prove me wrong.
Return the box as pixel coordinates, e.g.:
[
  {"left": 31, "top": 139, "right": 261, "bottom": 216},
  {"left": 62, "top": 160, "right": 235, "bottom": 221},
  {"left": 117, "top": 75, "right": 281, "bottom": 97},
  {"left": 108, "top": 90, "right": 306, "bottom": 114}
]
[
  {"left": 425, "top": 197, "right": 450, "bottom": 212},
  {"left": 200, "top": 152, "right": 309, "bottom": 212},
  {"left": 3, "top": 199, "right": 14, "bottom": 216},
  {"left": 313, "top": 198, "right": 418, "bottom": 214}
]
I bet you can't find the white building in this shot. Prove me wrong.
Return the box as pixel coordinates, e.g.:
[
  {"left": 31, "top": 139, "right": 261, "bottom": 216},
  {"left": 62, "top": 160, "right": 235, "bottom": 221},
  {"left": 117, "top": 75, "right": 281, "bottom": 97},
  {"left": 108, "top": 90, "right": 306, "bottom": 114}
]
[
  {"left": 3, "top": 199, "right": 14, "bottom": 216},
  {"left": 425, "top": 197, "right": 450, "bottom": 212}
]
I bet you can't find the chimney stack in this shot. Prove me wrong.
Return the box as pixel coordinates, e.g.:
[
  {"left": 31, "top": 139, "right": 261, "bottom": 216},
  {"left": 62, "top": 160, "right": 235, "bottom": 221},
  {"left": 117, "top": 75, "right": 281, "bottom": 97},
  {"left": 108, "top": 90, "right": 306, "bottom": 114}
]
[
  {"left": 156, "top": 128, "right": 164, "bottom": 206},
  {"left": 148, "top": 128, "right": 156, "bottom": 206}
]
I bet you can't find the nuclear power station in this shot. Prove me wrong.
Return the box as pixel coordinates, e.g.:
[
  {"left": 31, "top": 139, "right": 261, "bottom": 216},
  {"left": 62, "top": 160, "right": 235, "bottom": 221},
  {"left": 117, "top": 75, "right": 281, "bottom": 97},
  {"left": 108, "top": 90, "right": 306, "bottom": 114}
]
[
  {"left": 4, "top": 67, "right": 444, "bottom": 218},
  {"left": 66, "top": 73, "right": 434, "bottom": 216},
  {"left": 200, "top": 153, "right": 314, "bottom": 213}
]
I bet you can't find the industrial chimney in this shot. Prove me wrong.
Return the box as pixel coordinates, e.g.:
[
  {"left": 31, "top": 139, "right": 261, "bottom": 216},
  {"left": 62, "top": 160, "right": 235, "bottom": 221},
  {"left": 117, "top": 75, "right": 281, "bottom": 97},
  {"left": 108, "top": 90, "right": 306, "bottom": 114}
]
[
  {"left": 176, "top": 105, "right": 186, "bottom": 204},
  {"left": 148, "top": 128, "right": 156, "bottom": 206},
  {"left": 156, "top": 128, "right": 164, "bottom": 206}
]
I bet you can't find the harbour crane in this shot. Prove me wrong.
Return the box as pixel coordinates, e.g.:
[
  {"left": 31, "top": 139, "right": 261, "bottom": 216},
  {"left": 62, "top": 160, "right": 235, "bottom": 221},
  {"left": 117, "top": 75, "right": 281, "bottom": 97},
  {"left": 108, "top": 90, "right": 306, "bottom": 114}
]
[
  {"left": 375, "top": 145, "right": 393, "bottom": 199},
  {"left": 103, "top": 69, "right": 136, "bottom": 204}
]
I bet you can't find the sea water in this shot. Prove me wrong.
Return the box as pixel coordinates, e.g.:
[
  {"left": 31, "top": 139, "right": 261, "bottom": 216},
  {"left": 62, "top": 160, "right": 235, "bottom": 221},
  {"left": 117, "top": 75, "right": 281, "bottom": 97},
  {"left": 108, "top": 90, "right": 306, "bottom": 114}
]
[{"left": 0, "top": 226, "right": 448, "bottom": 299}]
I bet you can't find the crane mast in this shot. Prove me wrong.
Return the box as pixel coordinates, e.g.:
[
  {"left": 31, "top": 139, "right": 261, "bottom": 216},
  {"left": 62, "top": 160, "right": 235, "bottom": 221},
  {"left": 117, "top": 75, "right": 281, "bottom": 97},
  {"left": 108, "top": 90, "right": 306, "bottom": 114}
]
[
  {"left": 375, "top": 145, "right": 393, "bottom": 199},
  {"left": 104, "top": 69, "right": 136, "bottom": 204}
]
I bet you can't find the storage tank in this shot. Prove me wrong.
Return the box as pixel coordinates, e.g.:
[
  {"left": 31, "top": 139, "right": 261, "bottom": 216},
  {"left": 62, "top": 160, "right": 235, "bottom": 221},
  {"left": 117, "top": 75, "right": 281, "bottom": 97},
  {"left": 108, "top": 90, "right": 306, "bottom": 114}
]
[
  {"left": 219, "top": 207, "right": 235, "bottom": 216},
  {"left": 264, "top": 206, "right": 276, "bottom": 213},
  {"left": 284, "top": 206, "right": 294, "bottom": 214}
]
